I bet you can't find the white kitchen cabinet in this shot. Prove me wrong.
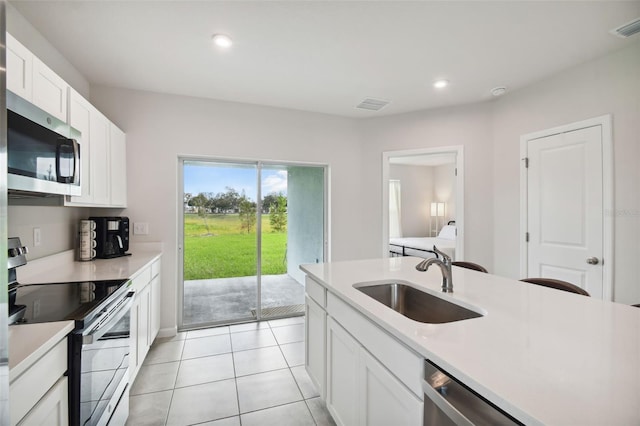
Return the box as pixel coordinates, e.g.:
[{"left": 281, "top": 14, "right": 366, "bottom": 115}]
[
  {"left": 65, "top": 89, "right": 127, "bottom": 208},
  {"left": 130, "top": 256, "right": 162, "bottom": 382},
  {"left": 359, "top": 349, "right": 422, "bottom": 426},
  {"left": 305, "top": 295, "right": 326, "bottom": 399},
  {"left": 109, "top": 124, "right": 127, "bottom": 207},
  {"left": 150, "top": 259, "right": 162, "bottom": 342},
  {"left": 17, "top": 377, "right": 68, "bottom": 426},
  {"left": 326, "top": 317, "right": 360, "bottom": 426},
  {"left": 10, "top": 337, "right": 68, "bottom": 426},
  {"left": 6, "top": 33, "right": 33, "bottom": 100},
  {"left": 32, "top": 57, "right": 68, "bottom": 122},
  {"left": 6, "top": 33, "right": 68, "bottom": 122}
]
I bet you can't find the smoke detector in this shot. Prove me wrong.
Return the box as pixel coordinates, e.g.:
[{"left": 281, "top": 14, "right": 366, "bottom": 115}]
[
  {"left": 610, "top": 17, "right": 640, "bottom": 38},
  {"left": 356, "top": 98, "right": 390, "bottom": 111}
]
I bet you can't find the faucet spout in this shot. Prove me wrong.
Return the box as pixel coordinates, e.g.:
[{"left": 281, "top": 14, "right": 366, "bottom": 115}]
[{"left": 415, "top": 246, "right": 453, "bottom": 293}]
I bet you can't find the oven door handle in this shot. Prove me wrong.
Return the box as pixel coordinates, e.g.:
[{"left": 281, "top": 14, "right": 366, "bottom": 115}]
[{"left": 83, "top": 291, "right": 135, "bottom": 344}]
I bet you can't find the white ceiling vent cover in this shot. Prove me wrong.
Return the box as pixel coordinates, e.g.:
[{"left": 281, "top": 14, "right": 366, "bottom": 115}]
[
  {"left": 356, "top": 98, "right": 390, "bottom": 111},
  {"left": 610, "top": 17, "right": 640, "bottom": 38}
]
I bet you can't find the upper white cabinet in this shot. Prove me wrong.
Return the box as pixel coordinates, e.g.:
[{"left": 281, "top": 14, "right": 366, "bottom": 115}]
[
  {"left": 6, "top": 33, "right": 33, "bottom": 100},
  {"left": 64, "top": 90, "right": 127, "bottom": 208},
  {"left": 6, "top": 33, "right": 68, "bottom": 122},
  {"left": 32, "top": 57, "right": 68, "bottom": 122},
  {"left": 6, "top": 32, "right": 127, "bottom": 208},
  {"left": 109, "top": 124, "right": 127, "bottom": 207}
]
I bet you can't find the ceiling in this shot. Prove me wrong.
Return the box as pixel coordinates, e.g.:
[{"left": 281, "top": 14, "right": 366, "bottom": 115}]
[{"left": 11, "top": 1, "right": 640, "bottom": 118}]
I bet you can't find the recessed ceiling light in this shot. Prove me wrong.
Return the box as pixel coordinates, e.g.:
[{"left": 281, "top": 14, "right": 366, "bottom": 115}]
[
  {"left": 212, "top": 34, "right": 232, "bottom": 48},
  {"left": 433, "top": 79, "right": 449, "bottom": 89}
]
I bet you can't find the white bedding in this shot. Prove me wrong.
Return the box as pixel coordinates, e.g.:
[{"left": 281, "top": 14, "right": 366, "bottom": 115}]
[{"left": 389, "top": 225, "right": 456, "bottom": 259}]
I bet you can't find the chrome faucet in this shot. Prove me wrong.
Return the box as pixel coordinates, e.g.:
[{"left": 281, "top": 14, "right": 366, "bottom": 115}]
[{"left": 415, "top": 246, "right": 453, "bottom": 293}]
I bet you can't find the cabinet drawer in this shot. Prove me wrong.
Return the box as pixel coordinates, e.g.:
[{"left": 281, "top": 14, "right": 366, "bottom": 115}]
[
  {"left": 131, "top": 266, "right": 152, "bottom": 292},
  {"left": 327, "top": 292, "right": 423, "bottom": 398},
  {"left": 10, "top": 338, "right": 67, "bottom": 425},
  {"left": 305, "top": 277, "right": 326, "bottom": 308},
  {"left": 151, "top": 258, "right": 161, "bottom": 278}
]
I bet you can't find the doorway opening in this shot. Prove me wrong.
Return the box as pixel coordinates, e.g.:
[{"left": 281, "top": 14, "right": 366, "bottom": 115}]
[
  {"left": 382, "top": 146, "right": 464, "bottom": 261},
  {"left": 178, "top": 158, "right": 327, "bottom": 330}
]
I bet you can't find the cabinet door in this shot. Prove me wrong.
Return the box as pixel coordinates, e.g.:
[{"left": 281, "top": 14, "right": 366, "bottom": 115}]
[
  {"left": 32, "top": 57, "right": 68, "bottom": 122},
  {"left": 129, "top": 296, "right": 140, "bottom": 381},
  {"left": 305, "top": 296, "right": 326, "bottom": 399},
  {"left": 90, "top": 111, "right": 111, "bottom": 205},
  {"left": 66, "top": 89, "right": 92, "bottom": 203},
  {"left": 359, "top": 349, "right": 423, "bottom": 426},
  {"left": 150, "top": 273, "right": 161, "bottom": 343},
  {"left": 18, "top": 376, "right": 68, "bottom": 426},
  {"left": 109, "top": 124, "right": 127, "bottom": 207},
  {"left": 139, "top": 285, "right": 151, "bottom": 362},
  {"left": 326, "top": 317, "right": 359, "bottom": 426},
  {"left": 6, "top": 33, "right": 33, "bottom": 100}
]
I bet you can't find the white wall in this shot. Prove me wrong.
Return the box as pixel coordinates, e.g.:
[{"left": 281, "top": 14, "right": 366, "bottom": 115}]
[
  {"left": 359, "top": 103, "right": 495, "bottom": 268},
  {"left": 389, "top": 164, "right": 433, "bottom": 237},
  {"left": 491, "top": 41, "right": 640, "bottom": 304},
  {"left": 434, "top": 163, "right": 456, "bottom": 224},
  {"left": 89, "top": 86, "right": 363, "bottom": 332}
]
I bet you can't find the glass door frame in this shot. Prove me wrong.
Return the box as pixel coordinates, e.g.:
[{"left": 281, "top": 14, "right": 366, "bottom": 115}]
[{"left": 177, "top": 155, "right": 329, "bottom": 331}]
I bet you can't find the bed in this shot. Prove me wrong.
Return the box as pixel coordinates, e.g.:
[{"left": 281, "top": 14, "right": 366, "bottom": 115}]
[{"left": 389, "top": 224, "right": 456, "bottom": 259}]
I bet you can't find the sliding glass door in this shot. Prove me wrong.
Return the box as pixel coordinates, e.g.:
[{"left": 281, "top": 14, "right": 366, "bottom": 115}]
[{"left": 180, "top": 159, "right": 326, "bottom": 329}]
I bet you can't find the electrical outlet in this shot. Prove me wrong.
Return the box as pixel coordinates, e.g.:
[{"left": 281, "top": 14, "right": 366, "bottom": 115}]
[
  {"left": 33, "top": 227, "right": 42, "bottom": 247},
  {"left": 133, "top": 222, "right": 149, "bottom": 235},
  {"left": 33, "top": 299, "right": 41, "bottom": 318}
]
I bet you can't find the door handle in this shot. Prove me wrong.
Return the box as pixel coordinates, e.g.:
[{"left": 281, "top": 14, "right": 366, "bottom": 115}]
[{"left": 586, "top": 257, "right": 600, "bottom": 265}]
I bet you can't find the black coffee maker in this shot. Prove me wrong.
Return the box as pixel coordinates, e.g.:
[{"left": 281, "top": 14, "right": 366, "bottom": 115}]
[{"left": 90, "top": 216, "right": 131, "bottom": 258}]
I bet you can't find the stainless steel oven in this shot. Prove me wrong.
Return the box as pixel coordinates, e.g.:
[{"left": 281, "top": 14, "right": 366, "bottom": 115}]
[{"left": 14, "top": 279, "right": 134, "bottom": 426}]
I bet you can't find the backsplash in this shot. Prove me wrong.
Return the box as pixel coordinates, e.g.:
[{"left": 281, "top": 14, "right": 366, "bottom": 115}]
[{"left": 8, "top": 204, "right": 87, "bottom": 260}]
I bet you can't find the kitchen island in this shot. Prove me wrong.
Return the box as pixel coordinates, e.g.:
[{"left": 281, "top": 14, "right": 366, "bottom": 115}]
[{"left": 301, "top": 257, "right": 640, "bottom": 425}]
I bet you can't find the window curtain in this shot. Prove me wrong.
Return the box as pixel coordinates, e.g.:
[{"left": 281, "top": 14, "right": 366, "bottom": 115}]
[{"left": 389, "top": 180, "right": 402, "bottom": 238}]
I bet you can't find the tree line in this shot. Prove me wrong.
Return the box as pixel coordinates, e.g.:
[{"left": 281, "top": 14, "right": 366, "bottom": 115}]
[{"left": 185, "top": 187, "right": 287, "bottom": 234}]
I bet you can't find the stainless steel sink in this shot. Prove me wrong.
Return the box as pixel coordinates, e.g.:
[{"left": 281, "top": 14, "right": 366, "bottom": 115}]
[{"left": 354, "top": 282, "right": 483, "bottom": 324}]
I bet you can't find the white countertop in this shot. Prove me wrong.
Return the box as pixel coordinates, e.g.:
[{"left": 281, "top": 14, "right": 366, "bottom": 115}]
[
  {"left": 301, "top": 257, "right": 640, "bottom": 426},
  {"left": 8, "top": 321, "right": 74, "bottom": 382},
  {"left": 18, "top": 244, "right": 162, "bottom": 284},
  {"left": 9, "top": 245, "right": 162, "bottom": 381}
]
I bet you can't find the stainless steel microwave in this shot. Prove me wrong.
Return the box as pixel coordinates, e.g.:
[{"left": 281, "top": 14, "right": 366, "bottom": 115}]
[{"left": 7, "top": 90, "right": 81, "bottom": 197}]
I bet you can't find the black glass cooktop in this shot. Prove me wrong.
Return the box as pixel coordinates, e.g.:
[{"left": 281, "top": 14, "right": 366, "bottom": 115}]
[{"left": 12, "top": 279, "right": 129, "bottom": 328}]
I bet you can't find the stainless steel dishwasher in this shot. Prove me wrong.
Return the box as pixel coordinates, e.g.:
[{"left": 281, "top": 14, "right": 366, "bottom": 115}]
[{"left": 422, "top": 360, "right": 522, "bottom": 426}]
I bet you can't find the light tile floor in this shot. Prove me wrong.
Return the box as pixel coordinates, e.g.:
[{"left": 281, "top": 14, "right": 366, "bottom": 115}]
[{"left": 126, "top": 316, "right": 336, "bottom": 426}]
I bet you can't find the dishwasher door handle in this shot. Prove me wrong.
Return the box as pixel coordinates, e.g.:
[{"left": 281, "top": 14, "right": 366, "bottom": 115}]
[{"left": 422, "top": 379, "right": 475, "bottom": 426}]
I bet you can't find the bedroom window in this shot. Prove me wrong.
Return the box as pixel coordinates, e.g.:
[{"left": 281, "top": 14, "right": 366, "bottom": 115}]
[{"left": 389, "top": 180, "right": 402, "bottom": 238}]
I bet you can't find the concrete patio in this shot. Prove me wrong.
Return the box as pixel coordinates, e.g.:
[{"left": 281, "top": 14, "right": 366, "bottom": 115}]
[{"left": 183, "top": 274, "right": 305, "bottom": 327}]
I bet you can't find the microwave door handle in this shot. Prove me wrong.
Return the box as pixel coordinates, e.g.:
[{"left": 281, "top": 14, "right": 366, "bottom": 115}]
[
  {"left": 71, "top": 138, "right": 80, "bottom": 184},
  {"left": 83, "top": 291, "right": 135, "bottom": 345}
]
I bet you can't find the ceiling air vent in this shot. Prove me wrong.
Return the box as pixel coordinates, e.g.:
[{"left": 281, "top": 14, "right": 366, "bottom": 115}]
[
  {"left": 610, "top": 17, "right": 640, "bottom": 38},
  {"left": 356, "top": 98, "right": 390, "bottom": 111}
]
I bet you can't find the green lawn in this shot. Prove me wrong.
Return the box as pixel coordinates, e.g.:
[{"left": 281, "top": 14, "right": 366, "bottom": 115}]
[{"left": 183, "top": 213, "right": 287, "bottom": 280}]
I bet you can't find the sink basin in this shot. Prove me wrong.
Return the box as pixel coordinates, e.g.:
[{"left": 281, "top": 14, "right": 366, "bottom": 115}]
[{"left": 354, "top": 281, "right": 483, "bottom": 324}]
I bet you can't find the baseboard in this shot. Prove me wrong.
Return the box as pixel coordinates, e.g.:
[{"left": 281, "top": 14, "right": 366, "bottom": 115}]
[{"left": 157, "top": 326, "right": 178, "bottom": 338}]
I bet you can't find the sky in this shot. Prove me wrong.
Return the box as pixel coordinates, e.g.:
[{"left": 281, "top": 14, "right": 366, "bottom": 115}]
[{"left": 184, "top": 162, "right": 287, "bottom": 201}]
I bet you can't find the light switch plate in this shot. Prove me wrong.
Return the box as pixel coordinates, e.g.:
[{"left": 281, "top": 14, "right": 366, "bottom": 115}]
[
  {"left": 33, "top": 227, "right": 42, "bottom": 246},
  {"left": 133, "top": 222, "right": 149, "bottom": 235}
]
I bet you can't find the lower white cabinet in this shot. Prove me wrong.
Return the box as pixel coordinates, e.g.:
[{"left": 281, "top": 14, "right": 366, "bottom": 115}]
[
  {"left": 326, "top": 317, "right": 360, "bottom": 426},
  {"left": 325, "top": 317, "right": 422, "bottom": 426},
  {"left": 17, "top": 377, "right": 68, "bottom": 426},
  {"left": 305, "top": 295, "right": 326, "bottom": 399},
  {"left": 10, "top": 338, "right": 68, "bottom": 426},
  {"left": 130, "top": 256, "right": 162, "bottom": 381},
  {"left": 359, "top": 349, "right": 422, "bottom": 426}
]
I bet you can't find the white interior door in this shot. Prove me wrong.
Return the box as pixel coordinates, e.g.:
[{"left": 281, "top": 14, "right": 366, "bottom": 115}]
[{"left": 526, "top": 125, "right": 604, "bottom": 298}]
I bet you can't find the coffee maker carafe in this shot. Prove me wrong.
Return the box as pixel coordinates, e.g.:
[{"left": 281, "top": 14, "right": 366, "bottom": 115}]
[{"left": 90, "top": 216, "right": 130, "bottom": 258}]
